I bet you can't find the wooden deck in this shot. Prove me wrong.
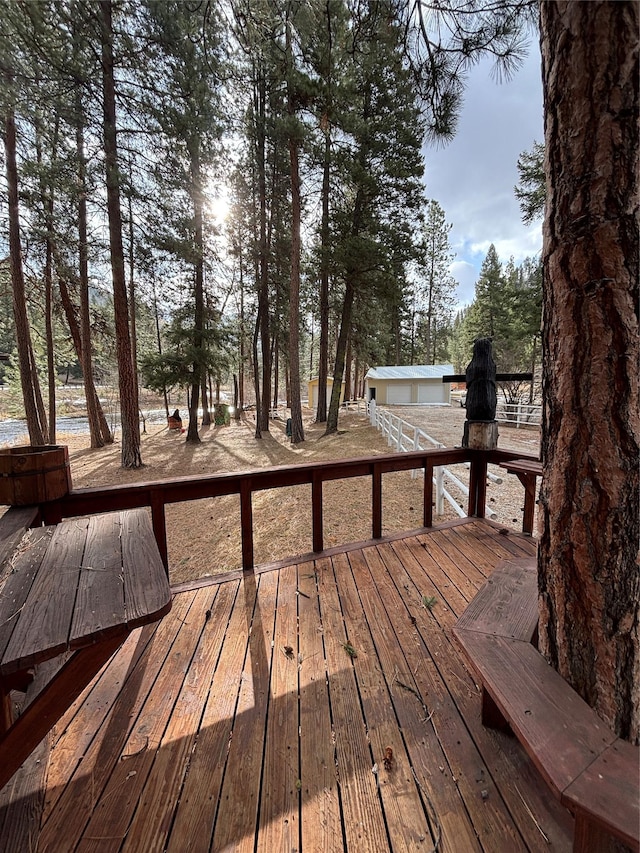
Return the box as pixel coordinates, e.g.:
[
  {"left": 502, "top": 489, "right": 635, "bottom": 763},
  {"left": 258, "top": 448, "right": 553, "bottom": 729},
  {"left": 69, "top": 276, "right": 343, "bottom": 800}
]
[{"left": 0, "top": 519, "right": 575, "bottom": 852}]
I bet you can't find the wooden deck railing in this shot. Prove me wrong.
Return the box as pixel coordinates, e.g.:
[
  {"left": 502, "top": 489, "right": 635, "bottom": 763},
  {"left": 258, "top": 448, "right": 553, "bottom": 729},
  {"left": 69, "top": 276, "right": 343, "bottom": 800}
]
[{"left": 38, "top": 446, "right": 538, "bottom": 573}]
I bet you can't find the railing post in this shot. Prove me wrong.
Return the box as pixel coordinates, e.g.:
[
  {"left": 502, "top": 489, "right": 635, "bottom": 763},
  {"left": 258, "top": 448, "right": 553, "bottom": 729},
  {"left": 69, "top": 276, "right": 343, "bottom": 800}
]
[
  {"left": 240, "top": 480, "right": 254, "bottom": 571},
  {"left": 396, "top": 419, "right": 403, "bottom": 452},
  {"left": 467, "top": 452, "right": 488, "bottom": 519},
  {"left": 312, "top": 472, "right": 323, "bottom": 552},
  {"left": 372, "top": 462, "right": 382, "bottom": 539},
  {"left": 424, "top": 460, "right": 433, "bottom": 527},
  {"left": 150, "top": 489, "right": 168, "bottom": 573}
]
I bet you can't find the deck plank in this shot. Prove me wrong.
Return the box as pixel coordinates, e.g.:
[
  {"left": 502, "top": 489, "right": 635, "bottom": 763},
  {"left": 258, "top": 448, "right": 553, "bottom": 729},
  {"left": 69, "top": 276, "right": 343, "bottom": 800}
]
[
  {"left": 388, "top": 539, "right": 573, "bottom": 851},
  {"left": 336, "top": 549, "right": 436, "bottom": 850},
  {"left": 351, "top": 545, "right": 482, "bottom": 853},
  {"left": 210, "top": 570, "right": 279, "bottom": 853},
  {"left": 373, "top": 540, "right": 529, "bottom": 852},
  {"left": 256, "top": 563, "right": 300, "bottom": 852},
  {"left": 74, "top": 587, "right": 213, "bottom": 852},
  {"left": 71, "top": 513, "right": 125, "bottom": 646},
  {"left": 316, "top": 554, "right": 391, "bottom": 852},
  {"left": 122, "top": 582, "right": 238, "bottom": 853},
  {"left": 164, "top": 578, "right": 246, "bottom": 853},
  {"left": 298, "top": 560, "right": 344, "bottom": 853}
]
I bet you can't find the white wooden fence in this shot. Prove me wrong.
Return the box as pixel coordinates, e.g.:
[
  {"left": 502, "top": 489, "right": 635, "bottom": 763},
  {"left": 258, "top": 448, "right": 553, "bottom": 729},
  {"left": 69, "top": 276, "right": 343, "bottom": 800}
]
[
  {"left": 342, "top": 399, "right": 499, "bottom": 520},
  {"left": 497, "top": 401, "right": 542, "bottom": 428}
]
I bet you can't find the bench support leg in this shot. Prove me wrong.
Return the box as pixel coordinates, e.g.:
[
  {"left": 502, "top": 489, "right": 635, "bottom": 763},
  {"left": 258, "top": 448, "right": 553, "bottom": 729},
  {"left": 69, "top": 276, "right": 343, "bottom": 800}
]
[
  {"left": 573, "top": 813, "right": 620, "bottom": 853},
  {"left": 481, "top": 688, "right": 512, "bottom": 734},
  {"left": 0, "top": 636, "right": 123, "bottom": 791}
]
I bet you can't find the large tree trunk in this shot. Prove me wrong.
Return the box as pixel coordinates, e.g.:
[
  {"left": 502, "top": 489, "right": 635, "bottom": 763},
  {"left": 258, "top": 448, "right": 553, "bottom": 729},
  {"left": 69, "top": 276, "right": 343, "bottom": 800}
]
[
  {"left": 3, "top": 100, "right": 46, "bottom": 446},
  {"left": 100, "top": 0, "right": 141, "bottom": 468},
  {"left": 286, "top": 19, "right": 304, "bottom": 445},
  {"left": 325, "top": 281, "right": 354, "bottom": 435},
  {"left": 316, "top": 130, "right": 331, "bottom": 424},
  {"left": 76, "top": 86, "right": 113, "bottom": 448},
  {"left": 538, "top": 0, "right": 639, "bottom": 743},
  {"left": 256, "top": 67, "right": 271, "bottom": 435},
  {"left": 186, "top": 142, "right": 204, "bottom": 445}
]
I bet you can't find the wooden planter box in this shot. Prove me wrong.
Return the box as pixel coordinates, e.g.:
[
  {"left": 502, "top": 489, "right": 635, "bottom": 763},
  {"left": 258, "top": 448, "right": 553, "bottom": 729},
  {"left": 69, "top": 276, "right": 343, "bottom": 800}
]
[{"left": 0, "top": 445, "right": 72, "bottom": 506}]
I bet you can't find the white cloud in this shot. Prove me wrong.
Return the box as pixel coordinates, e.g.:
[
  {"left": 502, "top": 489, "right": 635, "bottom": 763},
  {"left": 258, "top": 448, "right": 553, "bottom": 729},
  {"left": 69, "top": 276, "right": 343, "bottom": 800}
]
[
  {"left": 449, "top": 260, "right": 477, "bottom": 308},
  {"left": 423, "top": 44, "right": 544, "bottom": 280}
]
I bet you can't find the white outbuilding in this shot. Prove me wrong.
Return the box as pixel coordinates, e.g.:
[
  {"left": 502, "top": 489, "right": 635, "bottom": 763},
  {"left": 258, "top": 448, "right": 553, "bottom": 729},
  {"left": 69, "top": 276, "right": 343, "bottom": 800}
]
[{"left": 364, "top": 364, "right": 454, "bottom": 405}]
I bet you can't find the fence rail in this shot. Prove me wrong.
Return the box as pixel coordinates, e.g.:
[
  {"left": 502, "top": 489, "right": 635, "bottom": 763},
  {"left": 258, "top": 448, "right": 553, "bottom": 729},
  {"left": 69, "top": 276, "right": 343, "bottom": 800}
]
[
  {"left": 345, "top": 399, "right": 498, "bottom": 520},
  {"left": 497, "top": 401, "right": 542, "bottom": 428}
]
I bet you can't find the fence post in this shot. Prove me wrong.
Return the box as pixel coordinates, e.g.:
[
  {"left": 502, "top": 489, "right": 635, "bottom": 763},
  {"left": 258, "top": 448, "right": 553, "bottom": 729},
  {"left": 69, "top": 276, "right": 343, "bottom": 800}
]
[
  {"left": 435, "top": 466, "right": 444, "bottom": 516},
  {"left": 396, "top": 419, "right": 403, "bottom": 451},
  {"left": 369, "top": 398, "right": 376, "bottom": 426},
  {"left": 412, "top": 429, "right": 420, "bottom": 478}
]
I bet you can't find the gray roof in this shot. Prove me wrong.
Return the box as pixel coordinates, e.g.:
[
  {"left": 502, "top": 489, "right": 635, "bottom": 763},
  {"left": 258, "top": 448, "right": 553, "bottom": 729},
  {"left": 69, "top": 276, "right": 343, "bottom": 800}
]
[{"left": 365, "top": 364, "right": 454, "bottom": 381}]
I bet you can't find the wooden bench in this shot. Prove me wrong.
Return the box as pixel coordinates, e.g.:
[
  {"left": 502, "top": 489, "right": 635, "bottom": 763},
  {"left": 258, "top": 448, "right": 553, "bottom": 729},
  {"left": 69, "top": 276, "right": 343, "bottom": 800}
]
[
  {"left": 0, "top": 508, "right": 172, "bottom": 791},
  {"left": 453, "top": 558, "right": 639, "bottom": 853}
]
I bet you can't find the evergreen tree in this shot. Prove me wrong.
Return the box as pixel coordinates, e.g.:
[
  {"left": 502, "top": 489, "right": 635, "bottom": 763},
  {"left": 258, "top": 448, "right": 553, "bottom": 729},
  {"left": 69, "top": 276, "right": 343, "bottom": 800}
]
[
  {"left": 413, "top": 199, "right": 456, "bottom": 364},
  {"left": 326, "top": 5, "right": 425, "bottom": 433}
]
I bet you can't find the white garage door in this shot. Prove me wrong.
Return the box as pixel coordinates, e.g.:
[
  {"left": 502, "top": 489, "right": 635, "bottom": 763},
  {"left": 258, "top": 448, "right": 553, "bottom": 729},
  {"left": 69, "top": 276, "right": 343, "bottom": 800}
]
[
  {"left": 417, "top": 383, "right": 442, "bottom": 404},
  {"left": 387, "top": 384, "right": 412, "bottom": 404}
]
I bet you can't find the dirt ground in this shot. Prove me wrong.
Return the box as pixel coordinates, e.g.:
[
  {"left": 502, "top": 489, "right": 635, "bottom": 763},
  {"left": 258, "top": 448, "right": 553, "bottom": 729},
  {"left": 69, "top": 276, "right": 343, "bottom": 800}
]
[{"left": 57, "top": 406, "right": 540, "bottom": 586}]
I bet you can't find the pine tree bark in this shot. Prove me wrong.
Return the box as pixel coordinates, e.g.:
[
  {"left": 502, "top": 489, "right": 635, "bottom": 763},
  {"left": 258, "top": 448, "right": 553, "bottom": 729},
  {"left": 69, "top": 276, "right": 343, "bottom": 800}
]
[
  {"left": 325, "top": 281, "right": 354, "bottom": 435},
  {"left": 316, "top": 128, "right": 331, "bottom": 424},
  {"left": 75, "top": 87, "right": 113, "bottom": 448},
  {"left": 186, "top": 142, "right": 204, "bottom": 444},
  {"left": 286, "top": 17, "right": 304, "bottom": 445},
  {"left": 3, "top": 100, "right": 46, "bottom": 446},
  {"left": 100, "top": 0, "right": 141, "bottom": 467},
  {"left": 538, "top": 0, "right": 639, "bottom": 743}
]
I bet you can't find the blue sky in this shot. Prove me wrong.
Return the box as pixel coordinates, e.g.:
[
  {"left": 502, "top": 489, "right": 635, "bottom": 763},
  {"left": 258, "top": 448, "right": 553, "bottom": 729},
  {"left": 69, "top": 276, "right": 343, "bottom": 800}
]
[{"left": 422, "top": 41, "right": 544, "bottom": 308}]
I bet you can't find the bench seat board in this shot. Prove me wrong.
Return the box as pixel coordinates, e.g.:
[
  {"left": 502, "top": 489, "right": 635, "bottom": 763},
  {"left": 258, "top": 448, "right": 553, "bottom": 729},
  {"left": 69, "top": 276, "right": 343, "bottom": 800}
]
[
  {"left": 3, "top": 521, "right": 88, "bottom": 673},
  {"left": 453, "top": 558, "right": 538, "bottom": 641},
  {"left": 121, "top": 509, "right": 172, "bottom": 627},
  {"left": 0, "top": 507, "right": 40, "bottom": 576},
  {"left": 454, "top": 631, "right": 617, "bottom": 798},
  {"left": 562, "top": 738, "right": 640, "bottom": 851},
  {"left": 0, "top": 529, "right": 54, "bottom": 670},
  {"left": 71, "top": 512, "right": 126, "bottom": 646}
]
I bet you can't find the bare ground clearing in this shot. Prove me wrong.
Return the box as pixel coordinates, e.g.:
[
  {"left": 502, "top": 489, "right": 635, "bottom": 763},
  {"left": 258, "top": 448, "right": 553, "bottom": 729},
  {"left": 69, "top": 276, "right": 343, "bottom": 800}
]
[{"left": 46, "top": 406, "right": 540, "bottom": 585}]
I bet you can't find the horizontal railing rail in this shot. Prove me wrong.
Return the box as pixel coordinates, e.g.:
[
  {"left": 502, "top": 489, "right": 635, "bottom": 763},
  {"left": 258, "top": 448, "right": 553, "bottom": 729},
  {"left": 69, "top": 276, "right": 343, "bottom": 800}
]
[{"left": 38, "top": 446, "right": 539, "bottom": 575}]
